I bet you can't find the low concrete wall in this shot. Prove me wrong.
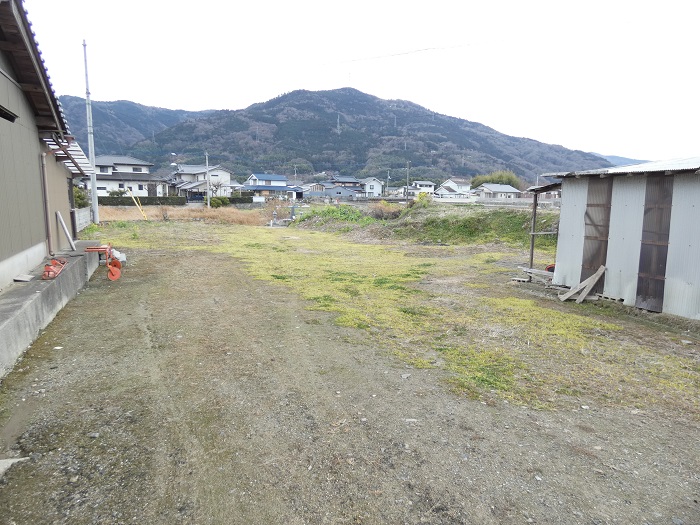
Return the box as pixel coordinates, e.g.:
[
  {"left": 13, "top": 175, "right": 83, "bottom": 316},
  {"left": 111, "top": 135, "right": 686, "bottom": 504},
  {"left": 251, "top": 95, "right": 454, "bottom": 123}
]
[{"left": 0, "top": 241, "right": 99, "bottom": 378}]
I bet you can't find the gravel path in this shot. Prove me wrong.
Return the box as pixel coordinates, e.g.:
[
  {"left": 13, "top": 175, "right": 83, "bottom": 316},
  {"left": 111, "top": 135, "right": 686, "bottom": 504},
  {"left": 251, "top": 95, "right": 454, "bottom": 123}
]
[{"left": 0, "top": 229, "right": 697, "bottom": 524}]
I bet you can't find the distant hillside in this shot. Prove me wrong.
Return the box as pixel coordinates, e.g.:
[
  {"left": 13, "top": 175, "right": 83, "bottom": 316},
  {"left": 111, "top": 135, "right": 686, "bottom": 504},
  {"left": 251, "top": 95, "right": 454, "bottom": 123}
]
[
  {"left": 63, "top": 89, "right": 612, "bottom": 184},
  {"left": 59, "top": 95, "right": 213, "bottom": 156},
  {"left": 591, "top": 153, "right": 649, "bottom": 166}
]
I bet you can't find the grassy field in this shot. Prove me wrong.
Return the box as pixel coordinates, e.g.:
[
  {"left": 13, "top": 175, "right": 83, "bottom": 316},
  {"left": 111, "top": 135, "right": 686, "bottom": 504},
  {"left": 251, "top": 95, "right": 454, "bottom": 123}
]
[{"left": 82, "top": 204, "right": 699, "bottom": 415}]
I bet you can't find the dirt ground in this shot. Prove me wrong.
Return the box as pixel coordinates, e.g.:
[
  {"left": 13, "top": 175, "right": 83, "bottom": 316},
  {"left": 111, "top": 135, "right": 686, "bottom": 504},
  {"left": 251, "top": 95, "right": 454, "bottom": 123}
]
[{"left": 0, "top": 221, "right": 698, "bottom": 524}]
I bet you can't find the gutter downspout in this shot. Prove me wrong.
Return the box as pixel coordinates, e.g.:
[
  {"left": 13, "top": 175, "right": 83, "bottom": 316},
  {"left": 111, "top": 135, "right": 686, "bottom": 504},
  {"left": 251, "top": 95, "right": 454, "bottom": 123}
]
[{"left": 40, "top": 152, "right": 54, "bottom": 255}]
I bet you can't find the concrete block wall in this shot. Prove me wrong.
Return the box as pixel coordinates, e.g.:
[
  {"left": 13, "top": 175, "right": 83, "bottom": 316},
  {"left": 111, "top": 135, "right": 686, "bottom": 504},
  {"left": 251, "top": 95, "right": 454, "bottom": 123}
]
[{"left": 0, "top": 242, "right": 99, "bottom": 377}]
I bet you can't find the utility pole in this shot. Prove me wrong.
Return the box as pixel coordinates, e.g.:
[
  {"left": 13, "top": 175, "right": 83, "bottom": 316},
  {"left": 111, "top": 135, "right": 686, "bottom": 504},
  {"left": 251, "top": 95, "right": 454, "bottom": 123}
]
[
  {"left": 337, "top": 113, "right": 341, "bottom": 134},
  {"left": 386, "top": 169, "right": 390, "bottom": 196},
  {"left": 406, "top": 162, "right": 410, "bottom": 198},
  {"left": 83, "top": 40, "right": 98, "bottom": 224},
  {"left": 205, "top": 151, "right": 210, "bottom": 208}
]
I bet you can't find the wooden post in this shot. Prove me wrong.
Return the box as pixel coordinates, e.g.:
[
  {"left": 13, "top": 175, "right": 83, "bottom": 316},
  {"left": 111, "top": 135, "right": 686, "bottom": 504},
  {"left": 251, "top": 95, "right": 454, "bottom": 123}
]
[{"left": 529, "top": 192, "right": 539, "bottom": 271}]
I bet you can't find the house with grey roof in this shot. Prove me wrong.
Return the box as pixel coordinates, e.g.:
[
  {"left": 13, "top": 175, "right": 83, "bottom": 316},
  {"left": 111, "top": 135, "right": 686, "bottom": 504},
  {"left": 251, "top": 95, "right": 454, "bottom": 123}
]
[
  {"left": 243, "top": 173, "right": 300, "bottom": 200},
  {"left": 435, "top": 178, "right": 471, "bottom": 198},
  {"left": 472, "top": 183, "right": 521, "bottom": 199},
  {"left": 170, "top": 164, "right": 236, "bottom": 200},
  {"left": 94, "top": 155, "right": 160, "bottom": 197},
  {"left": 360, "top": 177, "right": 384, "bottom": 197}
]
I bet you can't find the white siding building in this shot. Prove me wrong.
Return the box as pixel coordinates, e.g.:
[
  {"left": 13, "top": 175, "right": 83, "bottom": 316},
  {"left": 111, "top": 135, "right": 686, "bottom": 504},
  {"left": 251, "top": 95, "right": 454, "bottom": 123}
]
[
  {"left": 94, "top": 155, "right": 160, "bottom": 197},
  {"left": 552, "top": 157, "right": 700, "bottom": 319},
  {"left": 171, "top": 164, "right": 235, "bottom": 199}
]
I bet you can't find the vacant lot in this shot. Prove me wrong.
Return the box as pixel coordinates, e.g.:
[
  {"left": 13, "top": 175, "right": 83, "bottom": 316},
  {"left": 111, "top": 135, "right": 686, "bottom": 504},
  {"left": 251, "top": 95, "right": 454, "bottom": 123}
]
[{"left": 0, "top": 216, "right": 698, "bottom": 524}]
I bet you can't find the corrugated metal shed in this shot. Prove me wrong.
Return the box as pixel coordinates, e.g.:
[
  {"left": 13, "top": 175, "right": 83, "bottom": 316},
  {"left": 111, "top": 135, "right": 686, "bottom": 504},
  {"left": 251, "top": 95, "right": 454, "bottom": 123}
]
[
  {"left": 552, "top": 178, "right": 587, "bottom": 287},
  {"left": 553, "top": 157, "right": 700, "bottom": 178},
  {"left": 603, "top": 176, "right": 645, "bottom": 304},
  {"left": 664, "top": 173, "right": 700, "bottom": 319},
  {"left": 551, "top": 157, "right": 700, "bottom": 320}
]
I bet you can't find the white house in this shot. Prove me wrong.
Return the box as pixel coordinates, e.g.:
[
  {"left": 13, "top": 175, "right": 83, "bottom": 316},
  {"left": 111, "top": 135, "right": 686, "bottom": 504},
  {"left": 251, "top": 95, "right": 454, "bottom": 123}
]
[
  {"left": 406, "top": 180, "right": 435, "bottom": 198},
  {"left": 435, "top": 178, "right": 471, "bottom": 198},
  {"left": 243, "top": 173, "right": 290, "bottom": 199},
  {"left": 472, "top": 183, "right": 521, "bottom": 199},
  {"left": 94, "top": 155, "right": 160, "bottom": 197},
  {"left": 360, "top": 177, "right": 384, "bottom": 197},
  {"left": 171, "top": 164, "right": 234, "bottom": 200}
]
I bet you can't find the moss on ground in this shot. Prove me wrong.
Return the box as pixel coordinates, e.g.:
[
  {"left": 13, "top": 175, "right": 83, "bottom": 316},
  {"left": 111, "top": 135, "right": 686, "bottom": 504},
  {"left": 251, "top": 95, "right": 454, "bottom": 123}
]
[{"left": 82, "top": 220, "right": 699, "bottom": 414}]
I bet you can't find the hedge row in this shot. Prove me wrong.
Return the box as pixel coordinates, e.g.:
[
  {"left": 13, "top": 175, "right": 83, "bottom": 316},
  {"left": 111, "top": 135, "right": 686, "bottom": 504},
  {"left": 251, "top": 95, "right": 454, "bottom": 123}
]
[
  {"left": 98, "top": 196, "right": 186, "bottom": 206},
  {"left": 97, "top": 196, "right": 254, "bottom": 206}
]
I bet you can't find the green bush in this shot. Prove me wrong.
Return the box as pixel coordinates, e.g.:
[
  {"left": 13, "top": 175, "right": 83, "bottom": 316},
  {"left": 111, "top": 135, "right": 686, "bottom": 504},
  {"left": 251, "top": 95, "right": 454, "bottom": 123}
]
[
  {"left": 210, "top": 196, "right": 229, "bottom": 208},
  {"left": 73, "top": 186, "right": 89, "bottom": 208}
]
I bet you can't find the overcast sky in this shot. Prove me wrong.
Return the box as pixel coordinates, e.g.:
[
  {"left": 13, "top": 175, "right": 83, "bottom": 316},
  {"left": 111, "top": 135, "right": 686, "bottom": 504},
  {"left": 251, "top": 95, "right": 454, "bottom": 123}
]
[{"left": 23, "top": 0, "right": 696, "bottom": 161}]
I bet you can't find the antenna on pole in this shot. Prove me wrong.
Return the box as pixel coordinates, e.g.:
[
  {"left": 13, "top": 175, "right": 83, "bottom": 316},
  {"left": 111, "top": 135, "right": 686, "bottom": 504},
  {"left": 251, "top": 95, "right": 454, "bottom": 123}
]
[{"left": 83, "top": 40, "right": 99, "bottom": 224}]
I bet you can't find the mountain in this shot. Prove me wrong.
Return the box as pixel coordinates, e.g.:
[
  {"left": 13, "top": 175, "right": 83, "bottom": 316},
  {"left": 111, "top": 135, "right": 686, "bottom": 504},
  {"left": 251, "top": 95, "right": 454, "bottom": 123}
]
[
  {"left": 591, "top": 153, "right": 649, "bottom": 166},
  {"left": 62, "top": 89, "right": 612, "bottom": 184},
  {"left": 59, "top": 95, "right": 213, "bottom": 156}
]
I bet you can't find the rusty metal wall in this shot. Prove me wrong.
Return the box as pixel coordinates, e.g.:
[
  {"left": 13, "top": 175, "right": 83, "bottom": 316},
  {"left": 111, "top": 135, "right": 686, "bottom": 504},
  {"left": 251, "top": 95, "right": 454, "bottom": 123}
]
[
  {"left": 580, "top": 177, "right": 614, "bottom": 293},
  {"left": 635, "top": 175, "right": 674, "bottom": 312},
  {"left": 604, "top": 175, "right": 646, "bottom": 304},
  {"left": 663, "top": 173, "right": 700, "bottom": 319},
  {"left": 552, "top": 178, "right": 588, "bottom": 287}
]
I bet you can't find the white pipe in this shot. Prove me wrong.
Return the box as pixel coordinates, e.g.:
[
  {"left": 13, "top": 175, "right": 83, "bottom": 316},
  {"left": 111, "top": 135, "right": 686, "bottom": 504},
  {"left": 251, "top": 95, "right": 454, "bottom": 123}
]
[{"left": 40, "top": 153, "right": 54, "bottom": 255}]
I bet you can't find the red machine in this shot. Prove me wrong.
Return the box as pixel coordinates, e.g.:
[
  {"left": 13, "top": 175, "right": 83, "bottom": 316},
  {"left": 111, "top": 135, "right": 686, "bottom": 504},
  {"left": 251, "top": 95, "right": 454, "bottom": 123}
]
[{"left": 85, "top": 244, "right": 122, "bottom": 281}]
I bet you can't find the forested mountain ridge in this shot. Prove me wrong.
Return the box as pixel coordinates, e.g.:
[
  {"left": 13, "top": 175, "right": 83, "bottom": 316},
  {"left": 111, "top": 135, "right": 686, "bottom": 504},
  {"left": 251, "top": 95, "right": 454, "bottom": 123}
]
[
  {"left": 61, "top": 88, "right": 611, "bottom": 184},
  {"left": 59, "top": 95, "right": 213, "bottom": 156}
]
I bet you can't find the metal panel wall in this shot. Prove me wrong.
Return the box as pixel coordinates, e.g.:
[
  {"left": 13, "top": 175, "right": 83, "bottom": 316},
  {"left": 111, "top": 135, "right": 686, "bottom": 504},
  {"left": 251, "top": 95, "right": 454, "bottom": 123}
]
[
  {"left": 580, "top": 177, "right": 614, "bottom": 293},
  {"left": 663, "top": 173, "right": 700, "bottom": 319},
  {"left": 0, "top": 52, "right": 49, "bottom": 286},
  {"left": 635, "top": 175, "right": 674, "bottom": 312},
  {"left": 553, "top": 178, "right": 588, "bottom": 287},
  {"left": 604, "top": 176, "right": 646, "bottom": 304}
]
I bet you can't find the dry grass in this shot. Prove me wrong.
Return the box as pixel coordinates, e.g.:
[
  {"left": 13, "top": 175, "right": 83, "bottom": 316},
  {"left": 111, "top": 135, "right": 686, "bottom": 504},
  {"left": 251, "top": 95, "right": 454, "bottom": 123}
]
[
  {"left": 97, "top": 205, "right": 268, "bottom": 225},
  {"left": 83, "top": 220, "right": 700, "bottom": 415}
]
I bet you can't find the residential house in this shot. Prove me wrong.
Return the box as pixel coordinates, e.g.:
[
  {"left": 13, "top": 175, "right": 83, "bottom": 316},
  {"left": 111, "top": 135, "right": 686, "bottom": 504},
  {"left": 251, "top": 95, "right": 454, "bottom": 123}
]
[
  {"left": 551, "top": 157, "right": 700, "bottom": 320},
  {"left": 328, "top": 173, "right": 362, "bottom": 189},
  {"left": 472, "top": 183, "right": 521, "bottom": 199},
  {"left": 325, "top": 185, "right": 362, "bottom": 201},
  {"left": 406, "top": 180, "right": 436, "bottom": 199},
  {"left": 171, "top": 164, "right": 234, "bottom": 200},
  {"left": 435, "top": 178, "right": 471, "bottom": 198},
  {"left": 243, "top": 173, "right": 289, "bottom": 199},
  {"left": 360, "top": 177, "right": 384, "bottom": 197},
  {"left": 0, "top": 0, "right": 93, "bottom": 289},
  {"left": 94, "top": 155, "right": 159, "bottom": 197}
]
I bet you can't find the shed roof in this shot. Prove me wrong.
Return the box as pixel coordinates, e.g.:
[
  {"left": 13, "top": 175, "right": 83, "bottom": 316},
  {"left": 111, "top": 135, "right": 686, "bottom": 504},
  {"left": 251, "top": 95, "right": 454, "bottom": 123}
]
[{"left": 552, "top": 157, "right": 700, "bottom": 178}]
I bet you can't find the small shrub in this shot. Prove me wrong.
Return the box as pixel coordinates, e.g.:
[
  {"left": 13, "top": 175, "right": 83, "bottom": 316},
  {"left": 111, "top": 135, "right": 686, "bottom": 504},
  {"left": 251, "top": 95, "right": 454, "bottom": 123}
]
[{"left": 73, "top": 186, "right": 89, "bottom": 208}]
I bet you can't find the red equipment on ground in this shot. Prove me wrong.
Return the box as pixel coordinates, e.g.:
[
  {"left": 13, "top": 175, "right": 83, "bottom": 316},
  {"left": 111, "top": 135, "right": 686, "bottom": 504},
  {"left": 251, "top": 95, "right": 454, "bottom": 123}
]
[
  {"left": 85, "top": 244, "right": 122, "bottom": 281},
  {"left": 41, "top": 258, "right": 67, "bottom": 280}
]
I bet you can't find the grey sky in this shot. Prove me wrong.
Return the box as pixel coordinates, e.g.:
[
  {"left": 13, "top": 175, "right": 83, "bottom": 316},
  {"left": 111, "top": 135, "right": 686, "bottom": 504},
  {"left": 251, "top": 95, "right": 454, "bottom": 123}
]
[{"left": 24, "top": 0, "right": 696, "bottom": 161}]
